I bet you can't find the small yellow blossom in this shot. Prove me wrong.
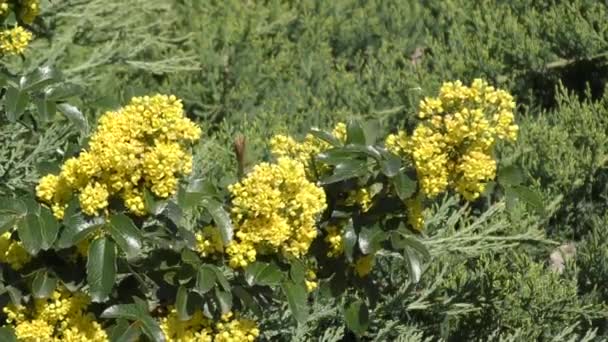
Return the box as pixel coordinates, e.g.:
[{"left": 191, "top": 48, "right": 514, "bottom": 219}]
[
  {"left": 305, "top": 269, "right": 318, "bottom": 292},
  {"left": 324, "top": 224, "right": 344, "bottom": 257},
  {"left": 406, "top": 194, "right": 425, "bottom": 232},
  {"left": 3, "top": 286, "right": 108, "bottom": 342},
  {"left": 345, "top": 188, "right": 373, "bottom": 212},
  {"left": 354, "top": 255, "right": 375, "bottom": 278},
  {"left": 0, "top": 232, "right": 31, "bottom": 269},
  {"left": 159, "top": 309, "right": 259, "bottom": 342},
  {"left": 195, "top": 225, "right": 224, "bottom": 258},
  {"left": 270, "top": 122, "right": 346, "bottom": 178},
  {"left": 0, "top": 26, "right": 33, "bottom": 55},
  {"left": 19, "top": 0, "right": 41, "bottom": 24}
]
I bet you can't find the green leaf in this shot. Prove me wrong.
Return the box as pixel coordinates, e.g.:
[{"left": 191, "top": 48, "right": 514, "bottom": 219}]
[
  {"left": 358, "top": 227, "right": 385, "bottom": 255},
  {"left": 163, "top": 201, "right": 183, "bottom": 227},
  {"left": 110, "top": 320, "right": 142, "bottom": 342},
  {"left": 0, "top": 327, "right": 17, "bottom": 342},
  {"left": 195, "top": 265, "right": 216, "bottom": 294},
  {"left": 321, "top": 160, "right": 368, "bottom": 185},
  {"left": 281, "top": 281, "right": 308, "bottom": 324},
  {"left": 392, "top": 172, "right": 417, "bottom": 200},
  {"left": 34, "top": 99, "right": 56, "bottom": 123},
  {"left": 108, "top": 214, "right": 143, "bottom": 261},
  {"left": 87, "top": 237, "right": 117, "bottom": 302},
  {"left": 510, "top": 185, "right": 545, "bottom": 214},
  {"left": 0, "top": 199, "right": 26, "bottom": 234},
  {"left": 39, "top": 207, "right": 59, "bottom": 250},
  {"left": 346, "top": 120, "right": 366, "bottom": 145},
  {"left": 214, "top": 288, "right": 233, "bottom": 314},
  {"left": 181, "top": 248, "right": 200, "bottom": 265},
  {"left": 58, "top": 212, "right": 105, "bottom": 249},
  {"left": 31, "top": 270, "right": 57, "bottom": 299},
  {"left": 5, "top": 86, "right": 29, "bottom": 122},
  {"left": 343, "top": 220, "right": 357, "bottom": 262},
  {"left": 344, "top": 300, "right": 369, "bottom": 336},
  {"left": 317, "top": 148, "right": 361, "bottom": 166},
  {"left": 379, "top": 152, "right": 401, "bottom": 177},
  {"left": 57, "top": 103, "right": 88, "bottom": 133},
  {"left": 212, "top": 266, "right": 231, "bottom": 292},
  {"left": 44, "top": 83, "right": 83, "bottom": 101},
  {"left": 203, "top": 199, "right": 233, "bottom": 244},
  {"left": 19, "top": 66, "right": 62, "bottom": 91},
  {"left": 362, "top": 120, "right": 381, "bottom": 145},
  {"left": 102, "top": 304, "right": 142, "bottom": 320},
  {"left": 143, "top": 188, "right": 167, "bottom": 216},
  {"left": 393, "top": 232, "right": 431, "bottom": 259},
  {"left": 18, "top": 213, "right": 43, "bottom": 255},
  {"left": 179, "top": 179, "right": 216, "bottom": 209},
  {"left": 309, "top": 127, "right": 341, "bottom": 147},
  {"left": 289, "top": 259, "right": 306, "bottom": 284},
  {"left": 245, "top": 262, "right": 284, "bottom": 286},
  {"left": 404, "top": 247, "right": 423, "bottom": 283},
  {"left": 102, "top": 303, "right": 165, "bottom": 342},
  {"left": 176, "top": 286, "right": 191, "bottom": 321},
  {"left": 497, "top": 165, "right": 524, "bottom": 186},
  {"left": 233, "top": 286, "right": 262, "bottom": 316}
]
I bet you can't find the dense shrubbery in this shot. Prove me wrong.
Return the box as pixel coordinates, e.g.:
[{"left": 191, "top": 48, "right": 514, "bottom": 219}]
[{"left": 1, "top": 0, "right": 608, "bottom": 341}]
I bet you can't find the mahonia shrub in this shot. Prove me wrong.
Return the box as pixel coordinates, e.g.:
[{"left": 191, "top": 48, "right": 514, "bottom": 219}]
[{"left": 0, "top": 78, "right": 532, "bottom": 342}]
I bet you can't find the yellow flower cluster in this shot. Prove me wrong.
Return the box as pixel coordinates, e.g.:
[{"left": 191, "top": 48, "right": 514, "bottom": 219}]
[
  {"left": 0, "top": 26, "right": 33, "bottom": 55},
  {"left": 3, "top": 287, "right": 107, "bottom": 342},
  {"left": 226, "top": 157, "right": 326, "bottom": 268},
  {"left": 324, "top": 224, "right": 344, "bottom": 257},
  {"left": 18, "top": 0, "right": 41, "bottom": 24},
  {"left": 215, "top": 312, "right": 259, "bottom": 342},
  {"left": 36, "top": 94, "right": 201, "bottom": 218},
  {"left": 405, "top": 194, "right": 425, "bottom": 232},
  {"left": 0, "top": 1, "right": 9, "bottom": 16},
  {"left": 270, "top": 122, "right": 346, "bottom": 177},
  {"left": 386, "top": 79, "right": 518, "bottom": 200},
  {"left": 305, "top": 269, "right": 318, "bottom": 292},
  {"left": 0, "top": 232, "right": 31, "bottom": 270},
  {"left": 354, "top": 255, "right": 374, "bottom": 278},
  {"left": 195, "top": 225, "right": 224, "bottom": 258},
  {"left": 345, "top": 188, "right": 373, "bottom": 212},
  {"left": 160, "top": 309, "right": 259, "bottom": 342}
]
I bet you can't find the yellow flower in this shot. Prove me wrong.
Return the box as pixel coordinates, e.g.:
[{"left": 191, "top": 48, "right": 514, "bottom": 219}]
[
  {"left": 195, "top": 225, "right": 224, "bottom": 258},
  {"left": 36, "top": 94, "right": 201, "bottom": 218},
  {"left": 354, "top": 255, "right": 374, "bottom": 278},
  {"left": 345, "top": 188, "right": 373, "bottom": 212},
  {"left": 0, "top": 232, "right": 31, "bottom": 270},
  {"left": 387, "top": 79, "right": 518, "bottom": 200},
  {"left": 214, "top": 313, "right": 259, "bottom": 342},
  {"left": 19, "top": 0, "right": 41, "bottom": 24},
  {"left": 4, "top": 286, "right": 108, "bottom": 342},
  {"left": 305, "top": 269, "right": 318, "bottom": 293},
  {"left": 159, "top": 309, "right": 259, "bottom": 342},
  {"left": 0, "top": 26, "right": 33, "bottom": 55},
  {"left": 324, "top": 224, "right": 344, "bottom": 257},
  {"left": 0, "top": 1, "right": 9, "bottom": 16},
  {"left": 226, "top": 157, "right": 326, "bottom": 268},
  {"left": 269, "top": 122, "right": 346, "bottom": 178},
  {"left": 406, "top": 194, "right": 425, "bottom": 232},
  {"left": 160, "top": 307, "right": 213, "bottom": 342}
]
